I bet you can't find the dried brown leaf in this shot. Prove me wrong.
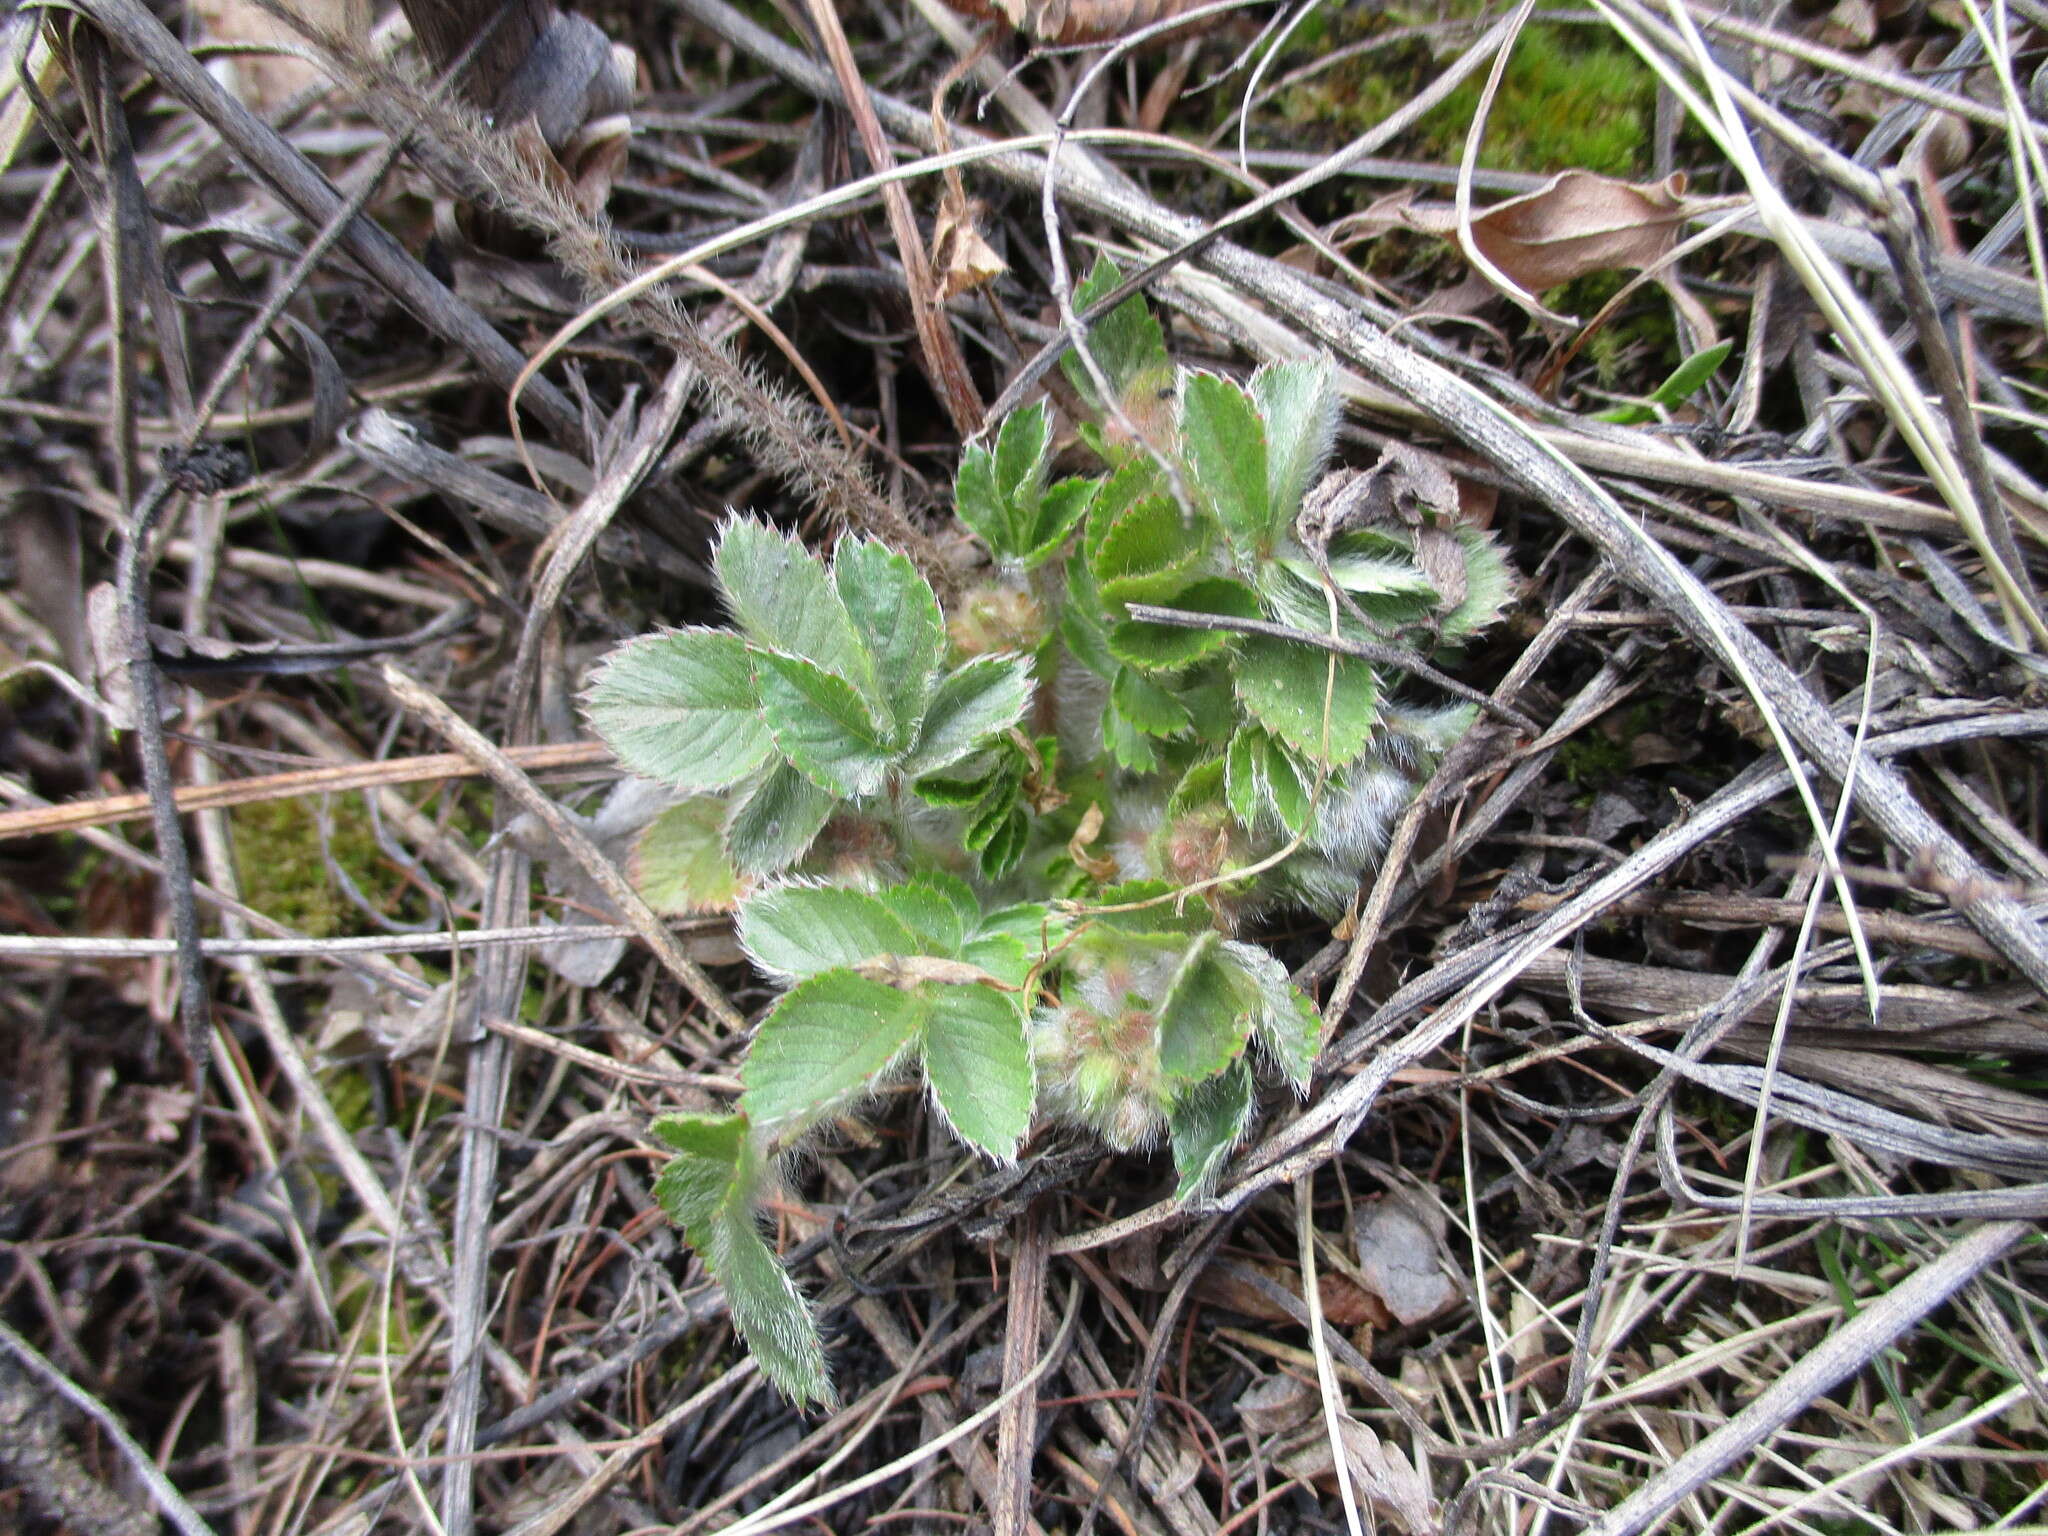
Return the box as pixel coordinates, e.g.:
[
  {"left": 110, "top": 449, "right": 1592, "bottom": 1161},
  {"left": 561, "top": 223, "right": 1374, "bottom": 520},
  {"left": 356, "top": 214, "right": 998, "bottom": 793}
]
[
  {"left": 1333, "top": 171, "right": 1704, "bottom": 312},
  {"left": 932, "top": 192, "right": 1008, "bottom": 301},
  {"left": 938, "top": 0, "right": 1216, "bottom": 44}
]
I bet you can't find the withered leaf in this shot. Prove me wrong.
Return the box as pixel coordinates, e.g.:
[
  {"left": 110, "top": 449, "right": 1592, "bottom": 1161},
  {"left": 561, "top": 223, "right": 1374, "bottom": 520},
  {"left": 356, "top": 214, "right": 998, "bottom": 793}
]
[
  {"left": 939, "top": 0, "right": 1217, "bottom": 44},
  {"left": 1332, "top": 171, "right": 1705, "bottom": 318},
  {"left": 932, "top": 191, "right": 1008, "bottom": 301}
]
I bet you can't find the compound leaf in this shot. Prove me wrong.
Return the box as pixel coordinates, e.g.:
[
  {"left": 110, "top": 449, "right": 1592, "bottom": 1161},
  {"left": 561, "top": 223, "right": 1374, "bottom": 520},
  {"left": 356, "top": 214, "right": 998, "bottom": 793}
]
[{"left": 584, "top": 629, "right": 773, "bottom": 791}]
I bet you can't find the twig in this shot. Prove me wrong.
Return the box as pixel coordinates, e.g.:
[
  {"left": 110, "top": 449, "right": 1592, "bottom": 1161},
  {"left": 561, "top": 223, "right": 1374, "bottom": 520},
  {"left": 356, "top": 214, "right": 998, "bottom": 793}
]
[
  {"left": 64, "top": 0, "right": 587, "bottom": 447},
  {"left": 150, "top": 600, "right": 475, "bottom": 678},
  {"left": 0, "top": 920, "right": 724, "bottom": 960},
  {"left": 1580, "top": 1220, "right": 2031, "bottom": 1536},
  {"left": 1878, "top": 173, "right": 2045, "bottom": 636},
  {"left": 0, "top": 1319, "right": 222, "bottom": 1536},
  {"left": 800, "top": 0, "right": 982, "bottom": 435},
  {"left": 994, "top": 1202, "right": 1048, "bottom": 1536},
  {"left": 0, "top": 741, "right": 612, "bottom": 843},
  {"left": 381, "top": 664, "right": 748, "bottom": 1034}
]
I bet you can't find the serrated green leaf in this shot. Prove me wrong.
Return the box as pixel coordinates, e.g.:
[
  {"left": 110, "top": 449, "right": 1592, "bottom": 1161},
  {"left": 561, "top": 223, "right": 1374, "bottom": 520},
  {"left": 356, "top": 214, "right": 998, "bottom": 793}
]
[
  {"left": 1225, "top": 725, "right": 1313, "bottom": 836},
  {"left": 963, "top": 758, "right": 1023, "bottom": 852},
  {"left": 925, "top": 871, "right": 985, "bottom": 936},
  {"left": 633, "top": 798, "right": 745, "bottom": 914},
  {"left": 921, "top": 986, "right": 1033, "bottom": 1159},
  {"left": 995, "top": 399, "right": 1053, "bottom": 513},
  {"left": 1251, "top": 359, "right": 1337, "bottom": 528},
  {"left": 756, "top": 651, "right": 895, "bottom": 798},
  {"left": 1224, "top": 728, "right": 1260, "bottom": 828},
  {"left": 1092, "top": 493, "right": 1207, "bottom": 608},
  {"left": 1111, "top": 666, "right": 1191, "bottom": 736},
  {"left": 833, "top": 539, "right": 944, "bottom": 739},
  {"left": 651, "top": 1113, "right": 832, "bottom": 1408},
  {"left": 1233, "top": 635, "right": 1379, "bottom": 766},
  {"left": 1083, "top": 457, "right": 1166, "bottom": 570},
  {"left": 1438, "top": 526, "right": 1515, "bottom": 642},
  {"left": 1275, "top": 552, "right": 1440, "bottom": 601},
  {"left": 1059, "top": 552, "right": 1118, "bottom": 680},
  {"left": 714, "top": 519, "right": 874, "bottom": 695},
  {"left": 977, "top": 807, "right": 1029, "bottom": 878},
  {"left": 959, "top": 931, "right": 1032, "bottom": 990},
  {"left": 650, "top": 1110, "right": 748, "bottom": 1191},
  {"left": 703, "top": 1188, "right": 833, "bottom": 1407},
  {"left": 1109, "top": 576, "right": 1261, "bottom": 672},
  {"left": 873, "top": 878, "right": 967, "bottom": 956},
  {"left": 912, "top": 769, "right": 996, "bottom": 808},
  {"left": 740, "top": 884, "right": 919, "bottom": 981},
  {"left": 1262, "top": 736, "right": 1315, "bottom": 836},
  {"left": 955, "top": 444, "right": 1007, "bottom": 553},
  {"left": 975, "top": 899, "right": 1058, "bottom": 949},
  {"left": 1169, "top": 1060, "right": 1253, "bottom": 1202},
  {"left": 1181, "top": 669, "right": 1240, "bottom": 743},
  {"left": 585, "top": 629, "right": 773, "bottom": 791},
  {"left": 744, "top": 970, "right": 924, "bottom": 1135},
  {"left": 902, "top": 654, "right": 1034, "bottom": 778},
  {"left": 1103, "top": 696, "right": 1160, "bottom": 772},
  {"left": 1167, "top": 756, "right": 1227, "bottom": 818},
  {"left": 1259, "top": 556, "right": 1416, "bottom": 638},
  {"left": 724, "top": 760, "right": 835, "bottom": 875},
  {"left": 1021, "top": 477, "right": 1096, "bottom": 566},
  {"left": 1222, "top": 941, "right": 1321, "bottom": 1090},
  {"left": 1180, "top": 372, "right": 1270, "bottom": 563},
  {"left": 1065, "top": 255, "right": 1171, "bottom": 409},
  {"left": 1090, "top": 879, "right": 1213, "bottom": 935},
  {"left": 1156, "top": 932, "right": 1252, "bottom": 1088}
]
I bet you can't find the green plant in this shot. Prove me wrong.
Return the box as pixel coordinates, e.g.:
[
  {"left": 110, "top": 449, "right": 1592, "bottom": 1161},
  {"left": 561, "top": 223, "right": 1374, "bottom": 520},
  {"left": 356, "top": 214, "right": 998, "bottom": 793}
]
[
  {"left": 1593, "top": 340, "right": 1734, "bottom": 424},
  {"left": 582, "top": 260, "right": 1517, "bottom": 1406}
]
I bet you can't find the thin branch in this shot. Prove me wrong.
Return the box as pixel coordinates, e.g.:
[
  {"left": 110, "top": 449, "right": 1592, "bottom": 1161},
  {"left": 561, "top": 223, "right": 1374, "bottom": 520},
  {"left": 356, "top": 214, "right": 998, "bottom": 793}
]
[{"left": 0, "top": 1320, "right": 222, "bottom": 1536}]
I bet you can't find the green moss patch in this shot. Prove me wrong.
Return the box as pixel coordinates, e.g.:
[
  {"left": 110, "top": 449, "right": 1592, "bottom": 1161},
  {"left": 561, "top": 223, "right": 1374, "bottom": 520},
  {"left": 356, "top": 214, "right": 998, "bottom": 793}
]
[
  {"left": 1280, "top": 22, "right": 1656, "bottom": 180},
  {"left": 231, "top": 796, "right": 391, "bottom": 938}
]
